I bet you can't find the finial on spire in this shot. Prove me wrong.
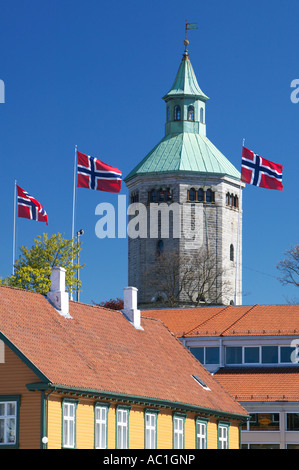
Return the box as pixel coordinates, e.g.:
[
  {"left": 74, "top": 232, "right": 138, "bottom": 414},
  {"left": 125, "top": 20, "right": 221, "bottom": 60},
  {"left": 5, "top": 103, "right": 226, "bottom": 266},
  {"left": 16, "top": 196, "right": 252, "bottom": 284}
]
[{"left": 184, "top": 20, "right": 198, "bottom": 56}]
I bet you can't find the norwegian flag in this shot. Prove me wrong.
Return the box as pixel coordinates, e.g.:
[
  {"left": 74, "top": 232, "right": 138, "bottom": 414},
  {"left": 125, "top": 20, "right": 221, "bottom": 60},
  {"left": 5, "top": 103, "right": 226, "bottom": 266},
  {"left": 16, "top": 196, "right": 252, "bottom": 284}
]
[
  {"left": 16, "top": 185, "right": 48, "bottom": 225},
  {"left": 241, "top": 147, "right": 283, "bottom": 191},
  {"left": 77, "top": 151, "right": 122, "bottom": 193}
]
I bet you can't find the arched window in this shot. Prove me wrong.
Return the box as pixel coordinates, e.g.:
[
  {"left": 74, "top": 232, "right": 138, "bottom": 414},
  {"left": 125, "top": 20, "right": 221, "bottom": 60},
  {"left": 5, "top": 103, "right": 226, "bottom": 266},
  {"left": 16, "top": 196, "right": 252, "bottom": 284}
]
[
  {"left": 206, "top": 189, "right": 214, "bottom": 203},
  {"left": 200, "top": 107, "right": 204, "bottom": 123},
  {"left": 234, "top": 195, "right": 239, "bottom": 209},
  {"left": 226, "top": 193, "right": 230, "bottom": 206},
  {"left": 188, "top": 188, "right": 196, "bottom": 202},
  {"left": 166, "top": 106, "right": 170, "bottom": 122},
  {"left": 150, "top": 189, "right": 157, "bottom": 202},
  {"left": 165, "top": 188, "right": 172, "bottom": 202},
  {"left": 174, "top": 105, "right": 181, "bottom": 121},
  {"left": 157, "top": 240, "right": 164, "bottom": 257},
  {"left": 188, "top": 105, "right": 195, "bottom": 121},
  {"left": 198, "top": 188, "right": 204, "bottom": 202},
  {"left": 230, "top": 244, "right": 234, "bottom": 262}
]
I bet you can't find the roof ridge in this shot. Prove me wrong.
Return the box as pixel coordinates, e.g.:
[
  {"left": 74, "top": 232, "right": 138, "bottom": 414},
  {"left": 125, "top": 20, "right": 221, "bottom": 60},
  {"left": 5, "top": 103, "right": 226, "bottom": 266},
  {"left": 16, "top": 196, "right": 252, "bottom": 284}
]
[
  {"left": 182, "top": 305, "right": 232, "bottom": 337},
  {"left": 220, "top": 304, "right": 260, "bottom": 335}
]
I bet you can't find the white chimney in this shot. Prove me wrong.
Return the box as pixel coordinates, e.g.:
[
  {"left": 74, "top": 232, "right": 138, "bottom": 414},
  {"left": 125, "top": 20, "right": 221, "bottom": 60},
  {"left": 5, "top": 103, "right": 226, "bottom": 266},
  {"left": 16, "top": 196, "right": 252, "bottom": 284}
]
[
  {"left": 47, "top": 267, "right": 71, "bottom": 318},
  {"left": 122, "top": 287, "right": 143, "bottom": 330}
]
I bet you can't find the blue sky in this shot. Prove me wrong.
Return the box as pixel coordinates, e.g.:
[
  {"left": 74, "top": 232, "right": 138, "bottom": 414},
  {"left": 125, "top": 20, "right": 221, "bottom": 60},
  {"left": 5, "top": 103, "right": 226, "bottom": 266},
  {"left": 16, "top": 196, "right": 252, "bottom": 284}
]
[{"left": 0, "top": 0, "right": 298, "bottom": 306}]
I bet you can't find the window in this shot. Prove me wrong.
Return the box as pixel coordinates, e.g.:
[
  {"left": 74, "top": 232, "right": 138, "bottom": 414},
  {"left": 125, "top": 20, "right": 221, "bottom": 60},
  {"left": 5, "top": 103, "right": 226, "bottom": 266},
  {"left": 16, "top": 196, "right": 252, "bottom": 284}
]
[
  {"left": 226, "top": 346, "right": 242, "bottom": 364},
  {"left": 286, "top": 413, "right": 299, "bottom": 431},
  {"left": 174, "top": 105, "right": 181, "bottom": 121},
  {"left": 206, "top": 189, "right": 214, "bottom": 203},
  {"left": 198, "top": 188, "right": 204, "bottom": 202},
  {"left": 280, "top": 346, "right": 294, "bottom": 363},
  {"left": 158, "top": 188, "right": 165, "bottom": 202},
  {"left": 192, "top": 375, "right": 210, "bottom": 391},
  {"left": 230, "top": 244, "right": 234, "bottom": 262},
  {"left": 166, "top": 106, "right": 170, "bottom": 122},
  {"left": 150, "top": 189, "right": 157, "bottom": 202},
  {"left": 189, "top": 347, "right": 219, "bottom": 365},
  {"left": 188, "top": 188, "right": 196, "bottom": 202},
  {"left": 0, "top": 397, "right": 20, "bottom": 448},
  {"left": 63, "top": 400, "right": 78, "bottom": 448},
  {"left": 173, "top": 414, "right": 185, "bottom": 449},
  {"left": 244, "top": 346, "right": 260, "bottom": 364},
  {"left": 196, "top": 418, "right": 208, "bottom": 449},
  {"left": 188, "top": 105, "right": 195, "bottom": 121},
  {"left": 157, "top": 240, "right": 164, "bottom": 257},
  {"left": 262, "top": 346, "right": 278, "bottom": 364},
  {"left": 218, "top": 422, "right": 229, "bottom": 449},
  {"left": 145, "top": 410, "right": 158, "bottom": 449},
  {"left": 246, "top": 413, "right": 280, "bottom": 431},
  {"left": 95, "top": 404, "right": 109, "bottom": 449},
  {"left": 116, "top": 406, "right": 130, "bottom": 449},
  {"left": 130, "top": 192, "right": 139, "bottom": 203},
  {"left": 200, "top": 107, "right": 204, "bottom": 123}
]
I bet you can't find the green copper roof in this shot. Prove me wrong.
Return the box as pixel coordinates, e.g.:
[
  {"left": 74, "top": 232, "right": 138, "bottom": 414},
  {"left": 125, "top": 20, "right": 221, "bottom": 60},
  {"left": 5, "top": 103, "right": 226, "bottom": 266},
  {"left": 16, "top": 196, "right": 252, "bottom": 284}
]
[
  {"left": 125, "top": 133, "right": 240, "bottom": 181},
  {"left": 163, "top": 53, "right": 209, "bottom": 102}
]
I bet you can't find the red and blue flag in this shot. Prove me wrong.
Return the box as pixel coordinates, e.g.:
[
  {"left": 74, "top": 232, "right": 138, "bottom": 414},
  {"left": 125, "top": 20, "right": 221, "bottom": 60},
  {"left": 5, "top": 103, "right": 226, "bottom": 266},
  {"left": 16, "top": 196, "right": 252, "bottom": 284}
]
[
  {"left": 241, "top": 147, "right": 283, "bottom": 191},
  {"left": 17, "top": 185, "right": 48, "bottom": 224},
  {"left": 77, "top": 151, "right": 122, "bottom": 193}
]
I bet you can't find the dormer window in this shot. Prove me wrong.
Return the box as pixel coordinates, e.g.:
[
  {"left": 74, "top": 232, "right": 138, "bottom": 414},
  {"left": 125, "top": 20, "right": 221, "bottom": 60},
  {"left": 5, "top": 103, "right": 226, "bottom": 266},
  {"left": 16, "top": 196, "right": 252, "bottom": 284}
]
[
  {"left": 188, "top": 105, "right": 195, "bottom": 121},
  {"left": 174, "top": 105, "right": 181, "bottom": 121}
]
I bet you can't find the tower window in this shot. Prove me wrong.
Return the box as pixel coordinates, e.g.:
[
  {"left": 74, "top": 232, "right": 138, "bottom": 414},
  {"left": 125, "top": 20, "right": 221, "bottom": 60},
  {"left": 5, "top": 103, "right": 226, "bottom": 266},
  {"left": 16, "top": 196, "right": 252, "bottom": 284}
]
[
  {"left": 198, "top": 189, "right": 204, "bottom": 202},
  {"left": 157, "top": 240, "right": 164, "bottom": 256},
  {"left": 200, "top": 107, "right": 204, "bottom": 123},
  {"left": 188, "top": 188, "right": 196, "bottom": 202},
  {"left": 166, "top": 106, "right": 170, "bottom": 122},
  {"left": 158, "top": 189, "right": 165, "bottom": 202},
  {"left": 130, "top": 192, "right": 139, "bottom": 203},
  {"left": 174, "top": 105, "right": 181, "bottom": 121},
  {"left": 188, "top": 105, "right": 195, "bottom": 121},
  {"left": 230, "top": 244, "right": 234, "bottom": 262},
  {"left": 150, "top": 189, "right": 157, "bottom": 202},
  {"left": 206, "top": 189, "right": 215, "bottom": 203}
]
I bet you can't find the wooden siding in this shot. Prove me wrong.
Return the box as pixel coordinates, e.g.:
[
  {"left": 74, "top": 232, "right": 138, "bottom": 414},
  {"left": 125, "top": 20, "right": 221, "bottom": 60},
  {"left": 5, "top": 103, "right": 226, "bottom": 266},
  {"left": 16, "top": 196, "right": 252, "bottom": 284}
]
[
  {"left": 0, "top": 344, "right": 41, "bottom": 449},
  {"left": 46, "top": 394, "right": 240, "bottom": 449}
]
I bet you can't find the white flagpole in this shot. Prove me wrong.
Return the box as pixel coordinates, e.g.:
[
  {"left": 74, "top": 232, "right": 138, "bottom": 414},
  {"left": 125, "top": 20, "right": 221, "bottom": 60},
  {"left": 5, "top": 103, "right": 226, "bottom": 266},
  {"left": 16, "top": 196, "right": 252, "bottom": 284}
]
[
  {"left": 12, "top": 180, "right": 17, "bottom": 275},
  {"left": 234, "top": 139, "right": 245, "bottom": 305},
  {"left": 71, "top": 145, "right": 77, "bottom": 301}
]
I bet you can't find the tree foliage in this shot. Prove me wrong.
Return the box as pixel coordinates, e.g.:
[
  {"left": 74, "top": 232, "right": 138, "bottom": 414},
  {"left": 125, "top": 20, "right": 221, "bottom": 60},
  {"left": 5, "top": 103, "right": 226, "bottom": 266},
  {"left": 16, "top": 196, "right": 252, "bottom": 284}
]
[
  {"left": 277, "top": 245, "right": 299, "bottom": 301},
  {"left": 93, "top": 298, "right": 124, "bottom": 310},
  {"left": 1, "top": 233, "right": 83, "bottom": 295}
]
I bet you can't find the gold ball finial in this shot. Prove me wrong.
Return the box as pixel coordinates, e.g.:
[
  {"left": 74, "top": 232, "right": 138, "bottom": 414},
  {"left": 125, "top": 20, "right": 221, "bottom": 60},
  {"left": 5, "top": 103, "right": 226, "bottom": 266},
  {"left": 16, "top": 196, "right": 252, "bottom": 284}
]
[{"left": 183, "top": 39, "right": 189, "bottom": 46}]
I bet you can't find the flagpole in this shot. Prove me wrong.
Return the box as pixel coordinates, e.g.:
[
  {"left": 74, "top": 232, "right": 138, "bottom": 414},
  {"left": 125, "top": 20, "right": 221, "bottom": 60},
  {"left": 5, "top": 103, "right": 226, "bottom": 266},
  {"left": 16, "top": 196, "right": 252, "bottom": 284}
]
[
  {"left": 12, "top": 180, "right": 17, "bottom": 275},
  {"left": 71, "top": 145, "right": 77, "bottom": 301},
  {"left": 234, "top": 139, "right": 245, "bottom": 305}
]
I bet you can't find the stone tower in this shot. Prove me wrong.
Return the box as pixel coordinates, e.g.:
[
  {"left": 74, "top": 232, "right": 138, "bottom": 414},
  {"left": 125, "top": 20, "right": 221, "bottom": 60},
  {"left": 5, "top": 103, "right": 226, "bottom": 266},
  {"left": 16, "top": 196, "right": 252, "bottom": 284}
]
[{"left": 124, "top": 41, "right": 244, "bottom": 308}]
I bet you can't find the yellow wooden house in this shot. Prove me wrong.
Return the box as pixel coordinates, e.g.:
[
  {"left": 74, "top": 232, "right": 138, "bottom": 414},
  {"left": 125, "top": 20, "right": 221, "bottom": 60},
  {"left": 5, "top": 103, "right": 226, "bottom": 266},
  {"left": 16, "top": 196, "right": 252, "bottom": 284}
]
[{"left": 0, "top": 268, "right": 248, "bottom": 449}]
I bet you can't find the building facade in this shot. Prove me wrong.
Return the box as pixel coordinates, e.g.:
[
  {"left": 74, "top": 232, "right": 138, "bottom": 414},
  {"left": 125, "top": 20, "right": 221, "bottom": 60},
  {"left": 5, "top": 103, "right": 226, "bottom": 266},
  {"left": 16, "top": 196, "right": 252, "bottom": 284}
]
[
  {"left": 125, "top": 41, "right": 244, "bottom": 308},
  {"left": 143, "top": 304, "right": 299, "bottom": 449},
  {"left": 0, "top": 269, "right": 248, "bottom": 449}
]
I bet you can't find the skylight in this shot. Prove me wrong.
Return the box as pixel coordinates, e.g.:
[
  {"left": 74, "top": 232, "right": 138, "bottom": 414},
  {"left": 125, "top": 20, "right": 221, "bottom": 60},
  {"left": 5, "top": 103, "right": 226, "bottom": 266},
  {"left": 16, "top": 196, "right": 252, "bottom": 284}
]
[{"left": 191, "top": 375, "right": 211, "bottom": 391}]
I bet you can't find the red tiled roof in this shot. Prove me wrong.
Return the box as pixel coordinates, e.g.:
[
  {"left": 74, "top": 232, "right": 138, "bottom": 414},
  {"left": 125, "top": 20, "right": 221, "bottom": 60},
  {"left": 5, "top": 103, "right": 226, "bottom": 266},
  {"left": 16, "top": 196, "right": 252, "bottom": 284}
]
[
  {"left": 142, "top": 304, "right": 299, "bottom": 337},
  {"left": 214, "top": 367, "right": 299, "bottom": 402},
  {"left": 0, "top": 286, "right": 247, "bottom": 417}
]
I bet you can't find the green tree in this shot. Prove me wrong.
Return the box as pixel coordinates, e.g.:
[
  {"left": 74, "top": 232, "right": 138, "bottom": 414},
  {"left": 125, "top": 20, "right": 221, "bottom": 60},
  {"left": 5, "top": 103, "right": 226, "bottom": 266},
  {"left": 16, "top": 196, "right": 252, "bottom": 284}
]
[{"left": 1, "top": 233, "right": 83, "bottom": 295}]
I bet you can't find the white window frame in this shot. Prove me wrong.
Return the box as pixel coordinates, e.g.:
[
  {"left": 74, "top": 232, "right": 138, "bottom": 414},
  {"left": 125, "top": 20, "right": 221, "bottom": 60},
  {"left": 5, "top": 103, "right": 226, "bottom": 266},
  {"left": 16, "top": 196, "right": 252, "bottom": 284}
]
[
  {"left": 63, "top": 400, "right": 77, "bottom": 448},
  {"left": 218, "top": 422, "right": 229, "bottom": 449},
  {"left": 173, "top": 414, "right": 185, "bottom": 449},
  {"left": 116, "top": 406, "right": 130, "bottom": 449},
  {"left": 145, "top": 410, "right": 158, "bottom": 449},
  {"left": 95, "top": 404, "right": 109, "bottom": 449},
  {"left": 0, "top": 399, "right": 18, "bottom": 447},
  {"left": 196, "top": 419, "right": 207, "bottom": 449}
]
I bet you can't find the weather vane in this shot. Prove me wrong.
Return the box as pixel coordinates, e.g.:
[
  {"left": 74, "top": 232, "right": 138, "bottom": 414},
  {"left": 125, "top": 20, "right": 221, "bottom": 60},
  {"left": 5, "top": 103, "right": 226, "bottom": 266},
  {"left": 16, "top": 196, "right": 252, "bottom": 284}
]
[{"left": 184, "top": 20, "right": 198, "bottom": 52}]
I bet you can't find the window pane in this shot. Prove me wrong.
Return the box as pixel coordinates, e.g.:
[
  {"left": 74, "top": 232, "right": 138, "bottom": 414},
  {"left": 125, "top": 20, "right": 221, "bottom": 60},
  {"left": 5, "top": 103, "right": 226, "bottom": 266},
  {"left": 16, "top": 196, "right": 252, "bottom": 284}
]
[
  {"left": 262, "top": 346, "right": 278, "bottom": 364},
  {"left": 249, "top": 413, "right": 280, "bottom": 431},
  {"left": 226, "top": 347, "right": 242, "bottom": 364},
  {"left": 0, "top": 404, "right": 4, "bottom": 416},
  {"left": 7, "top": 403, "right": 15, "bottom": 416},
  {"left": 6, "top": 418, "right": 16, "bottom": 444},
  {"left": 0, "top": 419, "right": 4, "bottom": 443},
  {"left": 280, "top": 346, "right": 294, "bottom": 363},
  {"left": 244, "top": 347, "right": 259, "bottom": 363},
  {"left": 206, "top": 347, "right": 219, "bottom": 364},
  {"left": 190, "top": 347, "right": 204, "bottom": 364},
  {"left": 287, "top": 413, "right": 299, "bottom": 431}
]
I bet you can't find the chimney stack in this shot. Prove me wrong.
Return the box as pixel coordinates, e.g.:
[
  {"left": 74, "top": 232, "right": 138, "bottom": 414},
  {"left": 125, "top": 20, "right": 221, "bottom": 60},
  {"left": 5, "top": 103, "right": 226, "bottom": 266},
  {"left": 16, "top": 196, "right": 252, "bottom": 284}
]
[
  {"left": 47, "top": 267, "right": 71, "bottom": 318},
  {"left": 122, "top": 287, "right": 142, "bottom": 329}
]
